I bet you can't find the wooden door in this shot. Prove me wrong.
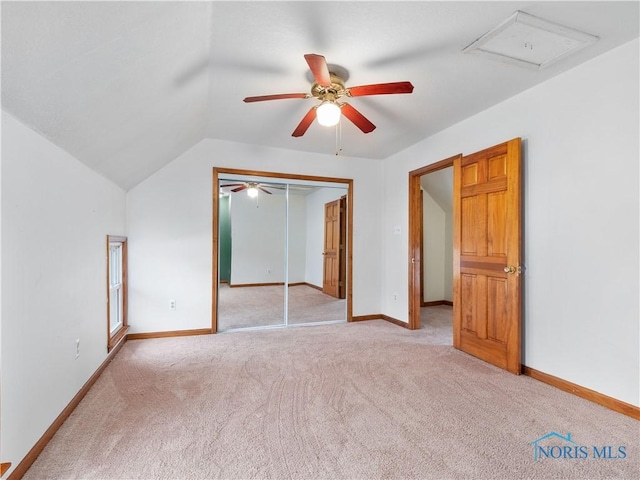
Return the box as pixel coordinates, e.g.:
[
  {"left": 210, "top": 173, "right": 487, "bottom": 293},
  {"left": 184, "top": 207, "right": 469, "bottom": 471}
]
[
  {"left": 323, "top": 198, "right": 344, "bottom": 298},
  {"left": 453, "top": 138, "right": 522, "bottom": 374}
]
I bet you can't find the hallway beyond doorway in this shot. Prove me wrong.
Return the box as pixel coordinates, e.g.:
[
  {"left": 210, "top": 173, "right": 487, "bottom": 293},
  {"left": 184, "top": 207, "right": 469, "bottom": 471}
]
[{"left": 421, "top": 305, "right": 452, "bottom": 345}]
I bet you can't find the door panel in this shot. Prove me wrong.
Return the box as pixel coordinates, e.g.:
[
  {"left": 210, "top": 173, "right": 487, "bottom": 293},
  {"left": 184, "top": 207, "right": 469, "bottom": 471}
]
[
  {"left": 461, "top": 196, "right": 486, "bottom": 255},
  {"left": 453, "top": 138, "right": 522, "bottom": 374},
  {"left": 487, "top": 276, "right": 508, "bottom": 342},
  {"left": 487, "top": 192, "right": 507, "bottom": 256},
  {"left": 461, "top": 273, "right": 479, "bottom": 332}
]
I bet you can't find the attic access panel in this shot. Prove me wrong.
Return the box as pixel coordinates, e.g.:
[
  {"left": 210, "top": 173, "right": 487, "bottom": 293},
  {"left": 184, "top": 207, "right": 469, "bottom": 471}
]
[{"left": 463, "top": 10, "right": 599, "bottom": 70}]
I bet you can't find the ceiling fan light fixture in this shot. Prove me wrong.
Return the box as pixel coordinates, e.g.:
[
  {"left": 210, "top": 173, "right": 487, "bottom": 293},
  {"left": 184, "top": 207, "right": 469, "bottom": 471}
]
[
  {"left": 316, "top": 101, "right": 341, "bottom": 127},
  {"left": 247, "top": 185, "right": 259, "bottom": 198}
]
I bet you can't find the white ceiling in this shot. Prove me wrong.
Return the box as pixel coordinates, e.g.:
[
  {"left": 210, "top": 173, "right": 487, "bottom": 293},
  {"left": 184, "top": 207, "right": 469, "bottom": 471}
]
[{"left": 2, "top": 1, "right": 638, "bottom": 190}]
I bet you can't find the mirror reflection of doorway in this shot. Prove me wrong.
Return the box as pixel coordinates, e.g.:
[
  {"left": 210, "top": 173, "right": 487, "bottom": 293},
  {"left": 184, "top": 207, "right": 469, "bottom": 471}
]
[
  {"left": 321, "top": 196, "right": 347, "bottom": 299},
  {"left": 213, "top": 169, "right": 351, "bottom": 332},
  {"left": 421, "top": 167, "right": 453, "bottom": 345}
]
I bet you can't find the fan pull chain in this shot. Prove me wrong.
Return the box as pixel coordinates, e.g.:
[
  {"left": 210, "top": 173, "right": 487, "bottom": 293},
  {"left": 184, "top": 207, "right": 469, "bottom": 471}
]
[{"left": 335, "top": 120, "right": 343, "bottom": 156}]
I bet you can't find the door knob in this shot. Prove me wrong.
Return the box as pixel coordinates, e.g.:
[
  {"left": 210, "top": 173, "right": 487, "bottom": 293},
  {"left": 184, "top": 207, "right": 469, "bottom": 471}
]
[{"left": 504, "top": 265, "right": 522, "bottom": 274}]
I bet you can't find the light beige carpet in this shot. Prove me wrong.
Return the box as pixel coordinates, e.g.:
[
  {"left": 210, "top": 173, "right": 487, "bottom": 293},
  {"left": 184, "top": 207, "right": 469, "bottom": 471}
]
[
  {"left": 421, "top": 305, "right": 453, "bottom": 345},
  {"left": 24, "top": 321, "right": 638, "bottom": 480},
  {"left": 218, "top": 284, "right": 346, "bottom": 331}
]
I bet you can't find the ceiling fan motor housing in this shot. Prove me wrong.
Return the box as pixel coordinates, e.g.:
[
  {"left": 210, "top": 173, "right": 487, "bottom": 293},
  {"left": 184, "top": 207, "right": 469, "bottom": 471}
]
[{"left": 311, "top": 73, "right": 347, "bottom": 101}]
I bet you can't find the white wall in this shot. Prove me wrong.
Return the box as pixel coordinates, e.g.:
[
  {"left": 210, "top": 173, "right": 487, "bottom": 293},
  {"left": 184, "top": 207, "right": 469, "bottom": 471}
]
[
  {"left": 421, "top": 169, "right": 454, "bottom": 302},
  {"left": 1, "top": 112, "right": 127, "bottom": 475},
  {"left": 287, "top": 193, "right": 307, "bottom": 284},
  {"left": 228, "top": 191, "right": 308, "bottom": 285},
  {"left": 422, "top": 190, "right": 446, "bottom": 302},
  {"left": 229, "top": 192, "right": 287, "bottom": 285},
  {"left": 223, "top": 188, "right": 310, "bottom": 286},
  {"left": 126, "top": 140, "right": 384, "bottom": 333},
  {"left": 305, "top": 187, "right": 347, "bottom": 288},
  {"left": 381, "top": 39, "right": 639, "bottom": 406}
]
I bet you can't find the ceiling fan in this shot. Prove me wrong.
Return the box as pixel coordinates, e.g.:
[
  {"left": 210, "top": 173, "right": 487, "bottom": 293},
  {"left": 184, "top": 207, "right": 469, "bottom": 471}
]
[
  {"left": 243, "top": 54, "right": 414, "bottom": 137},
  {"left": 220, "top": 182, "right": 274, "bottom": 197}
]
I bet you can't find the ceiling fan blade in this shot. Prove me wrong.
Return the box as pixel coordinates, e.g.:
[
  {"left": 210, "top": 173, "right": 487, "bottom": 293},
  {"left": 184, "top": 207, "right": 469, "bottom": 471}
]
[
  {"left": 258, "top": 187, "right": 273, "bottom": 195},
  {"left": 231, "top": 185, "right": 248, "bottom": 192},
  {"left": 304, "top": 53, "right": 331, "bottom": 87},
  {"left": 292, "top": 107, "right": 317, "bottom": 137},
  {"left": 347, "top": 81, "right": 414, "bottom": 97},
  {"left": 341, "top": 103, "right": 376, "bottom": 134},
  {"left": 243, "top": 93, "right": 309, "bottom": 103},
  {"left": 220, "top": 183, "right": 245, "bottom": 188}
]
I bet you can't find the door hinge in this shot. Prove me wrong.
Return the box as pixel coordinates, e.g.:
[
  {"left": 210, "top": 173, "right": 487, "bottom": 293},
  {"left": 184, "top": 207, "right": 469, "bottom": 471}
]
[{"left": 339, "top": 281, "right": 343, "bottom": 287}]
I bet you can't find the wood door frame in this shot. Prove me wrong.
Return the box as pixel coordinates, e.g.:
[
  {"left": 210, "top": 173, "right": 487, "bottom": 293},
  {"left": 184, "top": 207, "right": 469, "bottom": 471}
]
[
  {"left": 212, "top": 168, "right": 354, "bottom": 333},
  {"left": 408, "top": 155, "right": 461, "bottom": 330},
  {"left": 339, "top": 195, "right": 347, "bottom": 299}
]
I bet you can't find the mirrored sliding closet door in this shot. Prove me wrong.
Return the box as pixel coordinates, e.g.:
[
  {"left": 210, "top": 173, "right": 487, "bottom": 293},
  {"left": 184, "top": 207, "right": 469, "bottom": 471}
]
[
  {"left": 286, "top": 185, "right": 348, "bottom": 326},
  {"left": 217, "top": 177, "right": 286, "bottom": 331},
  {"left": 216, "top": 172, "right": 349, "bottom": 332}
]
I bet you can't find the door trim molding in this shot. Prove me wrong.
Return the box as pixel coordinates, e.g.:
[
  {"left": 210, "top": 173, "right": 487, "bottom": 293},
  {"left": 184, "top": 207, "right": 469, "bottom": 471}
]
[
  {"left": 408, "top": 155, "right": 461, "bottom": 330},
  {"left": 212, "top": 168, "right": 354, "bottom": 333}
]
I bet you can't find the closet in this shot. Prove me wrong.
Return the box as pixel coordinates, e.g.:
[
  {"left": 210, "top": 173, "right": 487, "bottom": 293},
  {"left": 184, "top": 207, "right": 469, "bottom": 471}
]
[{"left": 213, "top": 169, "right": 352, "bottom": 332}]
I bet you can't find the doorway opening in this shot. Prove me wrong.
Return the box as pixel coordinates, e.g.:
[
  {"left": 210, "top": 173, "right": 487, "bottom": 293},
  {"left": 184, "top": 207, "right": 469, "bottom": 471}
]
[
  {"left": 420, "top": 167, "right": 454, "bottom": 344},
  {"left": 408, "top": 155, "right": 459, "bottom": 332},
  {"left": 212, "top": 168, "right": 353, "bottom": 333},
  {"left": 409, "top": 139, "right": 522, "bottom": 374}
]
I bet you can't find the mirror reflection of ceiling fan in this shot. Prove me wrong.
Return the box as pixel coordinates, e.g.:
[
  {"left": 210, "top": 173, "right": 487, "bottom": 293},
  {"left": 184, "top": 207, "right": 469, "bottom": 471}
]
[
  {"left": 220, "top": 182, "right": 317, "bottom": 198},
  {"left": 220, "top": 182, "right": 273, "bottom": 198},
  {"left": 243, "top": 53, "right": 414, "bottom": 137}
]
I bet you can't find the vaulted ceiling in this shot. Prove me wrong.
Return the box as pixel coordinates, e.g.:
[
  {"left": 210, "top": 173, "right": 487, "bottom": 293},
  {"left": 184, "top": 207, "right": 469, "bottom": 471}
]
[{"left": 2, "top": 1, "right": 638, "bottom": 190}]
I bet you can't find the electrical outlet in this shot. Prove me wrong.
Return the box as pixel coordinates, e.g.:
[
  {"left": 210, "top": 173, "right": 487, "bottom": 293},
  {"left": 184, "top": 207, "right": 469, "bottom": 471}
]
[
  {"left": 267, "top": 268, "right": 271, "bottom": 274},
  {"left": 75, "top": 338, "right": 80, "bottom": 359},
  {"left": 393, "top": 293, "right": 398, "bottom": 301},
  {"left": 169, "top": 299, "right": 176, "bottom": 310}
]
